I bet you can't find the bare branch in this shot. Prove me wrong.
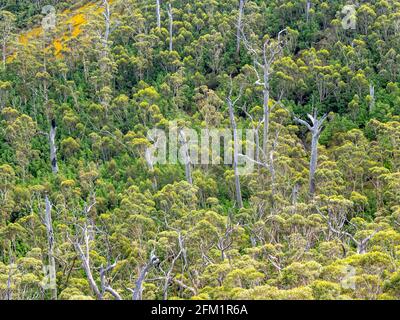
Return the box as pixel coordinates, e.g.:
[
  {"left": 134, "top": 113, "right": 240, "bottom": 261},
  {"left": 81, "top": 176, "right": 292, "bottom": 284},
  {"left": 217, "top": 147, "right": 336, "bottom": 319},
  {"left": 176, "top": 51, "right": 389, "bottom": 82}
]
[
  {"left": 132, "top": 250, "right": 159, "bottom": 300},
  {"left": 294, "top": 116, "right": 312, "bottom": 132}
]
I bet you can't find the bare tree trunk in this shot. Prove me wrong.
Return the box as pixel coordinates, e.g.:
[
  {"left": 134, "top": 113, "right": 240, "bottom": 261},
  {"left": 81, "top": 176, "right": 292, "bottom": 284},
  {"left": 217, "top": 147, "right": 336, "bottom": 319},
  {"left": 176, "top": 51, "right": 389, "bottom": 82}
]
[
  {"left": 44, "top": 196, "right": 57, "bottom": 300},
  {"left": 269, "top": 131, "right": 279, "bottom": 204},
  {"left": 103, "top": 0, "right": 111, "bottom": 47},
  {"left": 227, "top": 92, "right": 243, "bottom": 209},
  {"left": 309, "top": 130, "right": 318, "bottom": 197},
  {"left": 319, "top": 208, "right": 382, "bottom": 255},
  {"left": 145, "top": 148, "right": 158, "bottom": 190},
  {"left": 76, "top": 249, "right": 102, "bottom": 299},
  {"left": 241, "top": 30, "right": 287, "bottom": 163},
  {"left": 236, "top": 0, "right": 245, "bottom": 54},
  {"left": 369, "top": 83, "right": 375, "bottom": 113},
  {"left": 71, "top": 216, "right": 122, "bottom": 300},
  {"left": 167, "top": 3, "right": 173, "bottom": 52},
  {"left": 100, "top": 263, "right": 122, "bottom": 300},
  {"left": 156, "top": 0, "right": 161, "bottom": 29},
  {"left": 6, "top": 248, "right": 14, "bottom": 300},
  {"left": 163, "top": 250, "right": 182, "bottom": 300},
  {"left": 306, "top": 0, "right": 312, "bottom": 23},
  {"left": 132, "top": 251, "right": 159, "bottom": 300},
  {"left": 104, "top": 285, "right": 122, "bottom": 300},
  {"left": 179, "top": 130, "right": 193, "bottom": 185},
  {"left": 262, "top": 74, "right": 270, "bottom": 160},
  {"left": 6, "top": 266, "right": 13, "bottom": 300},
  {"left": 49, "top": 119, "right": 58, "bottom": 174},
  {"left": 173, "top": 278, "right": 197, "bottom": 296},
  {"left": 292, "top": 183, "right": 299, "bottom": 206},
  {"left": 41, "top": 44, "right": 58, "bottom": 175},
  {"left": 254, "top": 127, "right": 260, "bottom": 165},
  {"left": 2, "top": 40, "right": 6, "bottom": 69},
  {"left": 40, "top": 33, "right": 58, "bottom": 178},
  {"left": 73, "top": 225, "right": 103, "bottom": 300},
  {"left": 132, "top": 264, "right": 151, "bottom": 300},
  {"left": 294, "top": 111, "right": 328, "bottom": 198}
]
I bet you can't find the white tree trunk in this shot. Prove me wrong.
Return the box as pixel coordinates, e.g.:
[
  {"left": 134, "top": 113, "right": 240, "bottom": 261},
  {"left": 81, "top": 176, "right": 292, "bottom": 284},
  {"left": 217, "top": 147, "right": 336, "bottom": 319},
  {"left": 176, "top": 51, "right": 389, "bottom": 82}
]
[
  {"left": 2, "top": 40, "right": 6, "bottom": 69},
  {"left": 228, "top": 97, "right": 243, "bottom": 208},
  {"left": 179, "top": 130, "right": 193, "bottom": 185},
  {"left": 44, "top": 196, "right": 57, "bottom": 299},
  {"left": 100, "top": 263, "right": 122, "bottom": 300},
  {"left": 132, "top": 252, "right": 159, "bottom": 300},
  {"left": 236, "top": 0, "right": 245, "bottom": 54},
  {"left": 294, "top": 112, "right": 328, "bottom": 198},
  {"left": 262, "top": 74, "right": 270, "bottom": 160},
  {"left": 156, "top": 0, "right": 161, "bottom": 28},
  {"left": 309, "top": 130, "right": 318, "bottom": 197},
  {"left": 369, "top": 83, "right": 375, "bottom": 113},
  {"left": 73, "top": 225, "right": 102, "bottom": 300},
  {"left": 306, "top": 0, "right": 312, "bottom": 23},
  {"left": 132, "top": 264, "right": 151, "bottom": 300},
  {"left": 167, "top": 3, "right": 173, "bottom": 52},
  {"left": 49, "top": 119, "right": 58, "bottom": 174},
  {"left": 103, "top": 0, "right": 111, "bottom": 47}
]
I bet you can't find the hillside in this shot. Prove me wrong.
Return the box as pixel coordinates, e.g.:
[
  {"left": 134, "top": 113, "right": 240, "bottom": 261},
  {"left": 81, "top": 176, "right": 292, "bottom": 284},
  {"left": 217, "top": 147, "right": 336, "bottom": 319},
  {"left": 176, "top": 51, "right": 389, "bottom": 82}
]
[{"left": 0, "top": 0, "right": 400, "bottom": 300}]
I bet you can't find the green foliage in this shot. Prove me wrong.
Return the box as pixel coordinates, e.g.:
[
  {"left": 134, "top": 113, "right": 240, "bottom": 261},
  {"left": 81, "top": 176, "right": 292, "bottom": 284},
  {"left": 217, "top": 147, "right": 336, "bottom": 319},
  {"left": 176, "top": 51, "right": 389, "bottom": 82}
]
[{"left": 0, "top": 0, "right": 399, "bottom": 301}]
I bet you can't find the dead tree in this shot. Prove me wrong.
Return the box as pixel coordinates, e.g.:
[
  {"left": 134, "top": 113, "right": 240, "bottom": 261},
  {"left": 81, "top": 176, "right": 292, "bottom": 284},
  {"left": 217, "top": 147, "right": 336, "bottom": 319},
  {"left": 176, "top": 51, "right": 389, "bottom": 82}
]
[
  {"left": 227, "top": 79, "right": 243, "bottom": 208},
  {"left": 369, "top": 83, "right": 375, "bottom": 113},
  {"left": 5, "top": 251, "right": 14, "bottom": 300},
  {"left": 40, "top": 31, "right": 58, "bottom": 175},
  {"left": 294, "top": 110, "right": 328, "bottom": 197},
  {"left": 306, "top": 0, "right": 312, "bottom": 23},
  {"left": 162, "top": 234, "right": 184, "bottom": 300},
  {"left": 49, "top": 119, "right": 58, "bottom": 174},
  {"left": 236, "top": 0, "right": 245, "bottom": 54},
  {"left": 217, "top": 221, "right": 238, "bottom": 260},
  {"left": 241, "top": 103, "right": 264, "bottom": 167},
  {"left": 318, "top": 208, "right": 382, "bottom": 254},
  {"left": 71, "top": 223, "right": 122, "bottom": 300},
  {"left": 291, "top": 183, "right": 300, "bottom": 206},
  {"left": 242, "top": 29, "right": 286, "bottom": 164},
  {"left": 173, "top": 278, "right": 197, "bottom": 296},
  {"left": 178, "top": 129, "right": 193, "bottom": 185},
  {"left": 156, "top": 0, "right": 161, "bottom": 29},
  {"left": 100, "top": 262, "right": 122, "bottom": 300},
  {"left": 0, "top": 10, "right": 15, "bottom": 69},
  {"left": 160, "top": 222, "right": 195, "bottom": 298},
  {"left": 130, "top": 250, "right": 159, "bottom": 300},
  {"left": 269, "top": 127, "right": 282, "bottom": 204},
  {"left": 42, "top": 195, "right": 57, "bottom": 299},
  {"left": 167, "top": 3, "right": 173, "bottom": 52},
  {"left": 145, "top": 147, "right": 158, "bottom": 190},
  {"left": 72, "top": 223, "right": 102, "bottom": 300},
  {"left": 102, "top": 0, "right": 111, "bottom": 48},
  {"left": 69, "top": 198, "right": 122, "bottom": 300}
]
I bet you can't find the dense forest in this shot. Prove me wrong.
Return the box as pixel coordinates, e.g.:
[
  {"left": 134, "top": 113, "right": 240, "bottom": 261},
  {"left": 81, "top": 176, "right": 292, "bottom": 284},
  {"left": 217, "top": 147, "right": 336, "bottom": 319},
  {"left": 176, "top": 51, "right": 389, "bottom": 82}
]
[{"left": 0, "top": 0, "right": 400, "bottom": 300}]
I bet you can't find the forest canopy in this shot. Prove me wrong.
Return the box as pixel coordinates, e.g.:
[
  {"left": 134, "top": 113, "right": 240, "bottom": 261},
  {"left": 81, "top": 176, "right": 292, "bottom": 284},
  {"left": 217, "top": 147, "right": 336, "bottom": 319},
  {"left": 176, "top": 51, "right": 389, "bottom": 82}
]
[{"left": 0, "top": 0, "right": 400, "bottom": 300}]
